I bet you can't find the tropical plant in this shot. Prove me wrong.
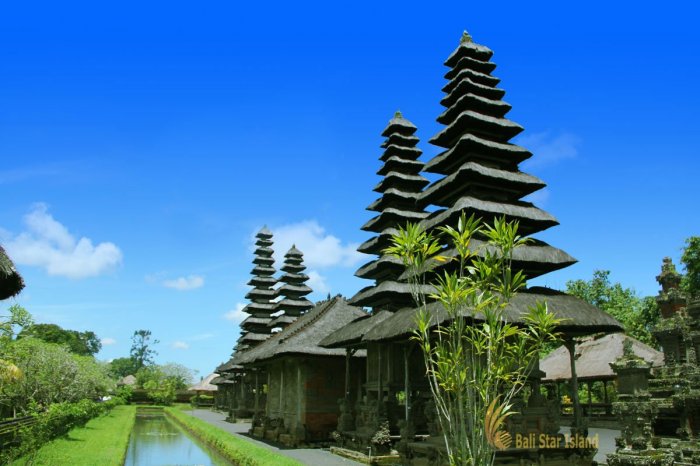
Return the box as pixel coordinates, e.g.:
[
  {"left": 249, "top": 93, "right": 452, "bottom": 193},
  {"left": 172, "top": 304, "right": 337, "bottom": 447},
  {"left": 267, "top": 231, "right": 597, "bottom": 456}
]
[{"left": 386, "top": 214, "right": 561, "bottom": 466}]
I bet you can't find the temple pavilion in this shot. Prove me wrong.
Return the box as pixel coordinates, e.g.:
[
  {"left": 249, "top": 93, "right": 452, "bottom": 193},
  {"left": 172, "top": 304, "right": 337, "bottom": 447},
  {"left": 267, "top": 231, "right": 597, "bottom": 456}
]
[
  {"left": 235, "top": 295, "right": 366, "bottom": 446},
  {"left": 210, "top": 30, "right": 632, "bottom": 465},
  {"left": 321, "top": 31, "right": 622, "bottom": 465}
]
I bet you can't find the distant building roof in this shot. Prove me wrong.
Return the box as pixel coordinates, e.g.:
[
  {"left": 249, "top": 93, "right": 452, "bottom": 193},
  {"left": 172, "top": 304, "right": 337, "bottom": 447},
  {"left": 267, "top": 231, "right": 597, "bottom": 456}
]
[
  {"left": 119, "top": 374, "right": 137, "bottom": 386},
  {"left": 235, "top": 296, "right": 367, "bottom": 365},
  {"left": 189, "top": 373, "right": 219, "bottom": 392},
  {"left": 0, "top": 246, "right": 24, "bottom": 300},
  {"left": 541, "top": 333, "right": 664, "bottom": 382}
]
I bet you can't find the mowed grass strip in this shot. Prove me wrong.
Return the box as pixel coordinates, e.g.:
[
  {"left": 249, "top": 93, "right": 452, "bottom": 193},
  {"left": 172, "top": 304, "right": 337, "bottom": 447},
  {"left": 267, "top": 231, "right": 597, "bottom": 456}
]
[
  {"left": 165, "top": 407, "right": 304, "bottom": 466},
  {"left": 12, "top": 404, "right": 136, "bottom": 466}
]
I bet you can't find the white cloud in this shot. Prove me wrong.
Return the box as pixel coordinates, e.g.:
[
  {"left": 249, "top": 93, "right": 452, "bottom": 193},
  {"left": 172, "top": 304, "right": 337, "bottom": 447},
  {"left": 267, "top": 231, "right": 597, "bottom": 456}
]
[
  {"left": 172, "top": 341, "right": 189, "bottom": 350},
  {"left": 101, "top": 337, "right": 117, "bottom": 346},
  {"left": 4, "top": 204, "right": 123, "bottom": 279},
  {"left": 223, "top": 302, "right": 246, "bottom": 322},
  {"left": 307, "top": 270, "right": 330, "bottom": 295},
  {"left": 270, "top": 220, "right": 363, "bottom": 268},
  {"left": 517, "top": 131, "right": 580, "bottom": 170},
  {"left": 162, "top": 275, "right": 204, "bottom": 291},
  {"left": 522, "top": 188, "right": 550, "bottom": 207}
]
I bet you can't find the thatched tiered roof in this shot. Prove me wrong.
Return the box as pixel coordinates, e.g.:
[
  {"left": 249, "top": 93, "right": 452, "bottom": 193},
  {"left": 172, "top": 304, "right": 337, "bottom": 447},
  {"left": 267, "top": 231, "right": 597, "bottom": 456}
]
[
  {"left": 269, "top": 245, "right": 313, "bottom": 330},
  {"left": 236, "top": 296, "right": 367, "bottom": 365},
  {"left": 238, "top": 227, "right": 277, "bottom": 348},
  {"left": 417, "top": 31, "right": 576, "bottom": 279},
  {"left": 541, "top": 333, "right": 663, "bottom": 382},
  {"left": 350, "top": 112, "right": 429, "bottom": 312},
  {"left": 328, "top": 287, "right": 622, "bottom": 344},
  {"left": 0, "top": 246, "right": 24, "bottom": 300}
]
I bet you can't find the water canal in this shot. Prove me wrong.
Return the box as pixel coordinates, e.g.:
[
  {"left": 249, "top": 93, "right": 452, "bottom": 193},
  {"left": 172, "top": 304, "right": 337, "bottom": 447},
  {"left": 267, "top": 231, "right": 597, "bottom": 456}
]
[{"left": 123, "top": 408, "right": 232, "bottom": 466}]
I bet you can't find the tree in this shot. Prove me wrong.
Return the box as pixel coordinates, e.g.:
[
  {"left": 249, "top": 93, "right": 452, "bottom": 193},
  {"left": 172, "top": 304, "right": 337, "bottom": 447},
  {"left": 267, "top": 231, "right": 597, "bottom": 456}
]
[
  {"left": 565, "top": 270, "right": 658, "bottom": 346},
  {"left": 1, "top": 338, "right": 113, "bottom": 413},
  {"left": 108, "top": 357, "right": 138, "bottom": 379},
  {"left": 681, "top": 236, "right": 700, "bottom": 299},
  {"left": 17, "top": 324, "right": 102, "bottom": 356},
  {"left": 387, "top": 215, "right": 560, "bottom": 466},
  {"left": 160, "top": 362, "right": 196, "bottom": 390},
  {"left": 130, "top": 329, "right": 158, "bottom": 370},
  {"left": 0, "top": 304, "right": 33, "bottom": 342}
]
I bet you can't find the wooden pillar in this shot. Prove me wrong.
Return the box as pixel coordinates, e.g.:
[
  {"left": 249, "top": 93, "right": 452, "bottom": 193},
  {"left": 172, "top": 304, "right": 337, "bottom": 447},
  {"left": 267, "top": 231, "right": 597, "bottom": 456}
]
[
  {"left": 297, "top": 364, "right": 303, "bottom": 425},
  {"left": 564, "top": 338, "right": 583, "bottom": 431},
  {"left": 345, "top": 348, "right": 351, "bottom": 400},
  {"left": 377, "top": 344, "right": 383, "bottom": 413},
  {"left": 280, "top": 363, "right": 285, "bottom": 416},
  {"left": 603, "top": 380, "right": 610, "bottom": 415},
  {"left": 404, "top": 345, "right": 411, "bottom": 421},
  {"left": 254, "top": 370, "right": 260, "bottom": 413}
]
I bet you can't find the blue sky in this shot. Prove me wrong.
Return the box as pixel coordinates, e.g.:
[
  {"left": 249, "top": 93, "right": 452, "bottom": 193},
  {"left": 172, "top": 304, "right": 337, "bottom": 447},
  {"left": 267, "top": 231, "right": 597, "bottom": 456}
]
[{"left": 2, "top": 1, "right": 698, "bottom": 378}]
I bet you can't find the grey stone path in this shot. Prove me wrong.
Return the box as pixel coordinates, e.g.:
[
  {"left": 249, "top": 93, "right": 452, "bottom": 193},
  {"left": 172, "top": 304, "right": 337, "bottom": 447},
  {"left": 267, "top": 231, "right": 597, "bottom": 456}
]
[
  {"left": 558, "top": 426, "right": 619, "bottom": 464},
  {"left": 184, "top": 409, "right": 361, "bottom": 466}
]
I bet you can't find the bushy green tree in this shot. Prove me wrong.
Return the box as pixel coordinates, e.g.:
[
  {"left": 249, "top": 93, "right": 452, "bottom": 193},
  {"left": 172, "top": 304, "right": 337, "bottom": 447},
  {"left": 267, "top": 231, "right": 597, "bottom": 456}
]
[
  {"left": 1, "top": 338, "right": 113, "bottom": 414},
  {"left": 681, "top": 236, "right": 700, "bottom": 298},
  {"left": 565, "top": 270, "right": 659, "bottom": 346},
  {"left": 387, "top": 215, "right": 561, "bottom": 466},
  {"left": 18, "top": 323, "right": 101, "bottom": 356},
  {"left": 0, "top": 304, "right": 33, "bottom": 341},
  {"left": 108, "top": 356, "right": 139, "bottom": 379}
]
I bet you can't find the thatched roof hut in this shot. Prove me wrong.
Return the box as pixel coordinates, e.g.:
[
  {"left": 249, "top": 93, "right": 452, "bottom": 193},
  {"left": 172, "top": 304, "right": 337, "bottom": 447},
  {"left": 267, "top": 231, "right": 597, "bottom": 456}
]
[
  {"left": 236, "top": 295, "right": 368, "bottom": 365},
  {"left": 541, "top": 332, "right": 664, "bottom": 382},
  {"left": 118, "top": 374, "right": 137, "bottom": 386},
  {"left": 0, "top": 246, "right": 24, "bottom": 300},
  {"left": 189, "top": 373, "right": 219, "bottom": 392}
]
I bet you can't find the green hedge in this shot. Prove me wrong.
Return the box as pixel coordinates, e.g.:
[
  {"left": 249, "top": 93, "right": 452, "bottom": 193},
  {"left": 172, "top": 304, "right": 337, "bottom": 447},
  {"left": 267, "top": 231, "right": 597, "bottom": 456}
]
[
  {"left": 165, "top": 407, "right": 303, "bottom": 466},
  {"left": 1, "top": 397, "right": 125, "bottom": 464}
]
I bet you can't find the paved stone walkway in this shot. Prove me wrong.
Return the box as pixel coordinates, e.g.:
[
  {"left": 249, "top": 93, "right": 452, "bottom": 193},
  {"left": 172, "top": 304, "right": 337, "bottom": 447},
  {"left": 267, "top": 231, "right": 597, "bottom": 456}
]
[{"left": 184, "top": 409, "right": 361, "bottom": 466}]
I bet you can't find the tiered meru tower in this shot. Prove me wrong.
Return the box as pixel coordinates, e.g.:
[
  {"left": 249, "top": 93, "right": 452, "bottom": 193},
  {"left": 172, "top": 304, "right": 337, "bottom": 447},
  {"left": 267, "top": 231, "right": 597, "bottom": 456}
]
[
  {"left": 270, "top": 245, "right": 313, "bottom": 329},
  {"left": 350, "top": 111, "right": 429, "bottom": 312},
  {"left": 238, "top": 227, "right": 277, "bottom": 349},
  {"left": 419, "top": 31, "right": 575, "bottom": 278}
]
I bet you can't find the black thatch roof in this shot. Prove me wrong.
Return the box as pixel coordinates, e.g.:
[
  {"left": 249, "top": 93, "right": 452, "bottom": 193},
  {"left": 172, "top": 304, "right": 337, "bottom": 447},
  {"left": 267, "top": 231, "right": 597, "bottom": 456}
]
[
  {"left": 349, "top": 281, "right": 433, "bottom": 309},
  {"left": 541, "top": 333, "right": 663, "bottom": 382},
  {"left": 419, "top": 196, "right": 558, "bottom": 235},
  {"left": 319, "top": 310, "right": 393, "bottom": 348},
  {"left": 0, "top": 246, "right": 24, "bottom": 300},
  {"left": 235, "top": 296, "right": 367, "bottom": 365},
  {"left": 361, "top": 287, "right": 623, "bottom": 343}
]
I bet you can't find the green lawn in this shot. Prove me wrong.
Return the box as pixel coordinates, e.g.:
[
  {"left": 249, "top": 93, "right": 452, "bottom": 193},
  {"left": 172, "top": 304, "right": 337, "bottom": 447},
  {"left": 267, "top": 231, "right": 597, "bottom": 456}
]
[
  {"left": 165, "top": 407, "right": 304, "bottom": 466},
  {"left": 12, "top": 405, "right": 136, "bottom": 466}
]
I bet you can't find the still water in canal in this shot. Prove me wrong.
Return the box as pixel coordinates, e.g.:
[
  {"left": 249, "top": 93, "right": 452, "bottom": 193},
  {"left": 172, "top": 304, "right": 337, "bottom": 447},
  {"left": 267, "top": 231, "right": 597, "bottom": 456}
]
[{"left": 123, "top": 410, "right": 232, "bottom": 466}]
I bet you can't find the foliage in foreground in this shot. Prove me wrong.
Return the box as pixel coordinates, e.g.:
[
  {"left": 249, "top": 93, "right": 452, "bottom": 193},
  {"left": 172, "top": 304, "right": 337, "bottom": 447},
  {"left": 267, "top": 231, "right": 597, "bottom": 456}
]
[
  {"left": 1, "top": 397, "right": 126, "bottom": 465},
  {"left": 165, "top": 407, "right": 303, "bottom": 466},
  {"left": 1, "top": 337, "right": 114, "bottom": 415},
  {"left": 386, "top": 215, "right": 561, "bottom": 466},
  {"left": 10, "top": 404, "right": 135, "bottom": 466}
]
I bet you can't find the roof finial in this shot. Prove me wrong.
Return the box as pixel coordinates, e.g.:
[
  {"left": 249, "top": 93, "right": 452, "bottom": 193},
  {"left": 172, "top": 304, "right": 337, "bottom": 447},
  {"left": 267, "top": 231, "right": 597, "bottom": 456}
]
[
  {"left": 394, "top": 110, "right": 403, "bottom": 119},
  {"left": 461, "top": 30, "right": 473, "bottom": 44}
]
